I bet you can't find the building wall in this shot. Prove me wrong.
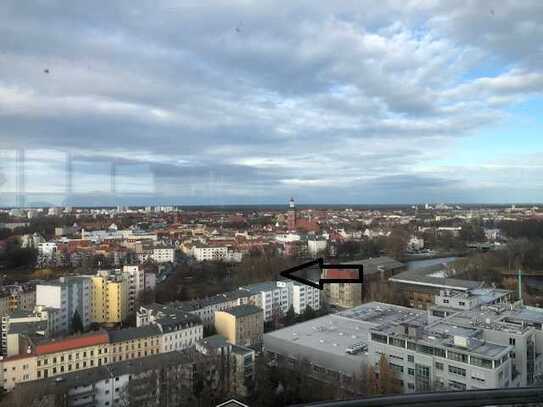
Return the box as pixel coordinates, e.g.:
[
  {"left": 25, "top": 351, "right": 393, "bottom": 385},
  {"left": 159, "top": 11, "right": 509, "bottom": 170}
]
[
  {"left": 231, "top": 347, "right": 256, "bottom": 397},
  {"left": 0, "top": 355, "right": 37, "bottom": 391},
  {"left": 36, "top": 279, "right": 91, "bottom": 334},
  {"left": 215, "top": 312, "right": 236, "bottom": 345},
  {"left": 36, "top": 343, "right": 110, "bottom": 380},
  {"left": 324, "top": 282, "right": 363, "bottom": 309},
  {"left": 152, "top": 248, "right": 175, "bottom": 263},
  {"left": 215, "top": 310, "right": 263, "bottom": 348},
  {"left": 160, "top": 325, "right": 203, "bottom": 353},
  {"left": 292, "top": 284, "right": 321, "bottom": 314},
  {"left": 194, "top": 246, "right": 228, "bottom": 262},
  {"left": 368, "top": 333, "right": 512, "bottom": 392},
  {"left": 90, "top": 276, "right": 128, "bottom": 324},
  {"left": 110, "top": 335, "right": 160, "bottom": 363}
]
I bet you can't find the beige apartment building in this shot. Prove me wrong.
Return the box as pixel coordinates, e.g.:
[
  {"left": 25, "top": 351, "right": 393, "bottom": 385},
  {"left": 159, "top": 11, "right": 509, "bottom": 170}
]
[
  {"left": 90, "top": 273, "right": 128, "bottom": 324},
  {"left": 0, "top": 354, "right": 37, "bottom": 391},
  {"left": 214, "top": 305, "right": 263, "bottom": 349},
  {"left": 34, "top": 331, "right": 111, "bottom": 380},
  {"left": 108, "top": 326, "right": 161, "bottom": 363}
]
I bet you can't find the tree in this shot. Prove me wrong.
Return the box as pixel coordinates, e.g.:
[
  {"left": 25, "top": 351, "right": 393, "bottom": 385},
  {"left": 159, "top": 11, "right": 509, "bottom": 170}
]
[
  {"left": 368, "top": 355, "right": 402, "bottom": 395},
  {"left": 299, "top": 305, "right": 317, "bottom": 322},
  {"left": 71, "top": 310, "right": 84, "bottom": 334},
  {"left": 285, "top": 305, "right": 296, "bottom": 325}
]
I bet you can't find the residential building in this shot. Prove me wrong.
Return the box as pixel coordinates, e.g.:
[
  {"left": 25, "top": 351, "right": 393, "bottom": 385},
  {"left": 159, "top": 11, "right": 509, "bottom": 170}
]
[
  {"left": 121, "top": 265, "right": 145, "bottom": 313},
  {"left": 33, "top": 330, "right": 110, "bottom": 380},
  {"left": 154, "top": 311, "right": 203, "bottom": 353},
  {"left": 11, "top": 350, "right": 205, "bottom": 407},
  {"left": 137, "top": 289, "right": 251, "bottom": 328},
  {"left": 0, "top": 354, "right": 37, "bottom": 391},
  {"left": 324, "top": 256, "right": 405, "bottom": 308},
  {"left": 193, "top": 245, "right": 228, "bottom": 262},
  {"left": 37, "top": 242, "right": 57, "bottom": 259},
  {"left": 196, "top": 335, "right": 256, "bottom": 397},
  {"left": 0, "top": 283, "right": 36, "bottom": 316},
  {"left": 35, "top": 276, "right": 92, "bottom": 335},
  {"left": 1, "top": 310, "right": 48, "bottom": 357},
  {"left": 291, "top": 281, "right": 321, "bottom": 314},
  {"left": 90, "top": 272, "right": 128, "bottom": 324},
  {"left": 108, "top": 325, "right": 161, "bottom": 363},
  {"left": 241, "top": 281, "right": 291, "bottom": 322},
  {"left": 308, "top": 239, "right": 327, "bottom": 255},
  {"left": 151, "top": 246, "right": 175, "bottom": 263},
  {"left": 214, "top": 305, "right": 263, "bottom": 349}
]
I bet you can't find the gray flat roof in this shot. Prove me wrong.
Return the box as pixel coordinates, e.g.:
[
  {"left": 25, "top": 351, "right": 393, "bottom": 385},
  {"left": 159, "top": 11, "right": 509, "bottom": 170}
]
[
  {"left": 108, "top": 325, "right": 161, "bottom": 343},
  {"left": 389, "top": 266, "right": 482, "bottom": 291}
]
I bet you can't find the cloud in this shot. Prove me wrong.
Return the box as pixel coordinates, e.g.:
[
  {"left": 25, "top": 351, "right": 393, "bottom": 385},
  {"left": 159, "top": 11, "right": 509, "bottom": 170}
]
[{"left": 0, "top": 0, "right": 542, "bottom": 204}]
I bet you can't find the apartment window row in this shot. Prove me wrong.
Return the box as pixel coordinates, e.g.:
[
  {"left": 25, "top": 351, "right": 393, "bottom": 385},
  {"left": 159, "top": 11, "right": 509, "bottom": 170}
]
[
  {"left": 378, "top": 336, "right": 502, "bottom": 370},
  {"left": 38, "top": 349, "right": 108, "bottom": 367},
  {"left": 37, "top": 357, "right": 108, "bottom": 377},
  {"left": 448, "top": 365, "right": 466, "bottom": 377}
]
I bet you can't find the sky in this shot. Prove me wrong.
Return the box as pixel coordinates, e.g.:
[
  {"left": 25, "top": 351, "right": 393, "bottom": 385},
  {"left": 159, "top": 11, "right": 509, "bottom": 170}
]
[{"left": 0, "top": 0, "right": 542, "bottom": 206}]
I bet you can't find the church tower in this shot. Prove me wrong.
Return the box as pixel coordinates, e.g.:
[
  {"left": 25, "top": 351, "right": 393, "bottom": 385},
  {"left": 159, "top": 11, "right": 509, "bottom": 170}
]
[{"left": 287, "top": 197, "right": 297, "bottom": 232}]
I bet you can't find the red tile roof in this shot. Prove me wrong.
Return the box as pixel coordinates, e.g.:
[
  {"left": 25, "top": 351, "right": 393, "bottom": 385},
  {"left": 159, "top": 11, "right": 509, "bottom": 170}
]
[
  {"left": 35, "top": 332, "right": 109, "bottom": 355},
  {"left": 324, "top": 270, "right": 360, "bottom": 280}
]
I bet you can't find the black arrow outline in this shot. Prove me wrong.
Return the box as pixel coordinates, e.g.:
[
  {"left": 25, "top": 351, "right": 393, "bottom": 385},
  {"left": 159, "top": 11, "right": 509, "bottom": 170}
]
[{"left": 280, "top": 258, "right": 363, "bottom": 290}]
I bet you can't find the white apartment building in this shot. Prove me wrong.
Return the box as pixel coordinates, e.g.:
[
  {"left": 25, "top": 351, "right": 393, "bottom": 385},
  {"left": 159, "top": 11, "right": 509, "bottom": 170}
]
[
  {"left": 121, "top": 265, "right": 145, "bottom": 313},
  {"left": 193, "top": 246, "right": 228, "bottom": 262},
  {"left": 291, "top": 282, "right": 321, "bottom": 314},
  {"left": 151, "top": 247, "right": 175, "bottom": 263},
  {"left": 144, "top": 272, "right": 156, "bottom": 291},
  {"left": 242, "top": 281, "right": 321, "bottom": 322},
  {"left": 156, "top": 311, "right": 203, "bottom": 353},
  {"left": 35, "top": 276, "right": 92, "bottom": 335},
  {"left": 307, "top": 239, "right": 327, "bottom": 256},
  {"left": 37, "top": 242, "right": 57, "bottom": 258}
]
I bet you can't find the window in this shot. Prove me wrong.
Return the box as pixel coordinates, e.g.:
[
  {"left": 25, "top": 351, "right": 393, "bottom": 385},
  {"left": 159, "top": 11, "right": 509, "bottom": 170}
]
[
  {"left": 390, "top": 337, "right": 406, "bottom": 348},
  {"left": 448, "top": 365, "right": 466, "bottom": 377},
  {"left": 417, "top": 344, "right": 434, "bottom": 355},
  {"left": 435, "top": 362, "right": 444, "bottom": 370},
  {"left": 509, "top": 338, "right": 516, "bottom": 346},
  {"left": 390, "top": 363, "right": 404, "bottom": 374},
  {"left": 448, "top": 351, "right": 468, "bottom": 363},
  {"left": 371, "top": 333, "right": 387, "bottom": 344},
  {"left": 408, "top": 355, "right": 414, "bottom": 363},
  {"left": 448, "top": 380, "right": 466, "bottom": 391},
  {"left": 408, "top": 368, "right": 415, "bottom": 375},
  {"left": 415, "top": 364, "right": 431, "bottom": 392},
  {"left": 471, "top": 357, "right": 493, "bottom": 369}
]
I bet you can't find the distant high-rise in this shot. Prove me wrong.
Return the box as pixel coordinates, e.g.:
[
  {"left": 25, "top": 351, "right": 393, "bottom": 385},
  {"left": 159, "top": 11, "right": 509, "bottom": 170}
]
[{"left": 287, "top": 197, "right": 296, "bottom": 232}]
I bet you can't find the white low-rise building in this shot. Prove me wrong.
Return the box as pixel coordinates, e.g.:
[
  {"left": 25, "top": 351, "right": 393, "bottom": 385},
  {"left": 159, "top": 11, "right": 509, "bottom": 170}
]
[
  {"left": 307, "top": 239, "right": 327, "bottom": 255},
  {"left": 156, "top": 311, "right": 203, "bottom": 353},
  {"left": 151, "top": 247, "right": 175, "bottom": 263},
  {"left": 291, "top": 282, "right": 321, "bottom": 314},
  {"left": 193, "top": 246, "right": 228, "bottom": 262}
]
